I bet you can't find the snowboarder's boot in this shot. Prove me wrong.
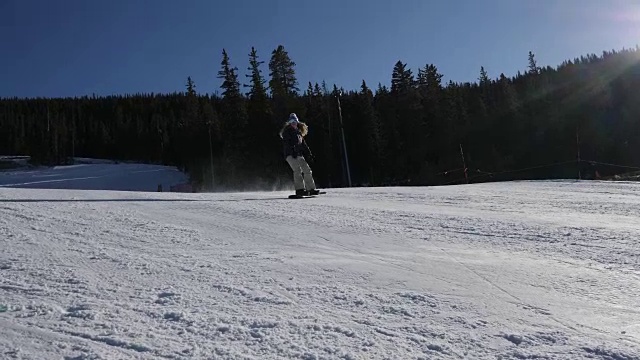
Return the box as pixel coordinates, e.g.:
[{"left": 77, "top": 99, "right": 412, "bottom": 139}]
[
  {"left": 294, "top": 189, "right": 308, "bottom": 198},
  {"left": 308, "top": 189, "right": 320, "bottom": 196}
]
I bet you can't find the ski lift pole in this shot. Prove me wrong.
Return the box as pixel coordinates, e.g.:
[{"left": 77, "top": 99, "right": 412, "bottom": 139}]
[{"left": 336, "top": 91, "right": 352, "bottom": 187}]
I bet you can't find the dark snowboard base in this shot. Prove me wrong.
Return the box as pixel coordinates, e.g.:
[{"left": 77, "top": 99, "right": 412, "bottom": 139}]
[{"left": 288, "top": 191, "right": 326, "bottom": 199}]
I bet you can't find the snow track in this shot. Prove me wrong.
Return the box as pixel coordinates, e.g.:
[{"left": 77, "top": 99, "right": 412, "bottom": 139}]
[
  {"left": 0, "top": 161, "right": 188, "bottom": 192},
  {"left": 1, "top": 181, "right": 639, "bottom": 359}
]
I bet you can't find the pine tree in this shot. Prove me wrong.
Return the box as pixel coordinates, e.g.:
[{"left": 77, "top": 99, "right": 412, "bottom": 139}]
[
  {"left": 521, "top": 50, "right": 546, "bottom": 167},
  {"left": 244, "top": 47, "right": 270, "bottom": 119},
  {"left": 268, "top": 45, "right": 299, "bottom": 98},
  {"left": 268, "top": 45, "right": 302, "bottom": 123},
  {"left": 495, "top": 73, "right": 521, "bottom": 170},
  {"left": 479, "top": 66, "right": 490, "bottom": 85},
  {"left": 391, "top": 61, "right": 414, "bottom": 93},
  {"left": 376, "top": 83, "right": 389, "bottom": 95},
  {"left": 322, "top": 80, "right": 329, "bottom": 96},
  {"left": 358, "top": 80, "right": 382, "bottom": 184},
  {"left": 313, "top": 82, "right": 322, "bottom": 97},
  {"left": 305, "top": 82, "right": 314, "bottom": 97},
  {"left": 244, "top": 47, "right": 276, "bottom": 180},
  {"left": 528, "top": 51, "right": 539, "bottom": 75},
  {"left": 218, "top": 49, "right": 241, "bottom": 99},
  {"left": 245, "top": 47, "right": 267, "bottom": 100},
  {"left": 416, "top": 64, "right": 444, "bottom": 98},
  {"left": 186, "top": 76, "right": 196, "bottom": 96},
  {"left": 216, "top": 49, "right": 248, "bottom": 184},
  {"left": 185, "top": 76, "right": 199, "bottom": 126},
  {"left": 417, "top": 64, "right": 445, "bottom": 180}
]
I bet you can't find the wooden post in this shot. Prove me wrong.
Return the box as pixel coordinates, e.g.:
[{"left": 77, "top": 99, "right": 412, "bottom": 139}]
[{"left": 459, "top": 144, "right": 469, "bottom": 184}]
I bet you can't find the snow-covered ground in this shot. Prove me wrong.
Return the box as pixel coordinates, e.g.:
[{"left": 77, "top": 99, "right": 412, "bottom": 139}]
[
  {"left": 1, "top": 179, "right": 639, "bottom": 359},
  {"left": 0, "top": 158, "right": 189, "bottom": 192}
]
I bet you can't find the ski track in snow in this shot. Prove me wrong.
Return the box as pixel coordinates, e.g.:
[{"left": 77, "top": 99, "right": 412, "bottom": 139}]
[
  {"left": 0, "top": 162, "right": 188, "bottom": 192},
  {"left": 0, "top": 181, "right": 639, "bottom": 359}
]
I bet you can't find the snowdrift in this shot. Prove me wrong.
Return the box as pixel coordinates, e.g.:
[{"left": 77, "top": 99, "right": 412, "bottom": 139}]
[{"left": 1, "top": 180, "right": 639, "bottom": 359}]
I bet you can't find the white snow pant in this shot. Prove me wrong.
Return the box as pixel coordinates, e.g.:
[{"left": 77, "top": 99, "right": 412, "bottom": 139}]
[{"left": 286, "top": 155, "right": 316, "bottom": 191}]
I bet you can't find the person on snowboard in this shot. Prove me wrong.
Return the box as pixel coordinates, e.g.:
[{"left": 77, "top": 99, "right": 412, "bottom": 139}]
[{"left": 279, "top": 113, "right": 320, "bottom": 197}]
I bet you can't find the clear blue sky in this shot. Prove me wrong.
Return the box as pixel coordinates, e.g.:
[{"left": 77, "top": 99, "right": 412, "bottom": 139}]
[{"left": 1, "top": 0, "right": 638, "bottom": 98}]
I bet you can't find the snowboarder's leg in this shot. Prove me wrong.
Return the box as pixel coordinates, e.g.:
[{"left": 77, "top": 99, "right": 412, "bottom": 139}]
[
  {"left": 285, "top": 156, "right": 306, "bottom": 192},
  {"left": 298, "top": 157, "right": 317, "bottom": 193}
]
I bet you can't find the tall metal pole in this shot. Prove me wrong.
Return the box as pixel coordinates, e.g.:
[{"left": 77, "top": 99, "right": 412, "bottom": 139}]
[{"left": 336, "top": 91, "right": 352, "bottom": 187}]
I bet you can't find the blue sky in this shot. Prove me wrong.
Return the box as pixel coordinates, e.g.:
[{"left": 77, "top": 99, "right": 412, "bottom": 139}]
[{"left": 1, "top": 0, "right": 639, "bottom": 98}]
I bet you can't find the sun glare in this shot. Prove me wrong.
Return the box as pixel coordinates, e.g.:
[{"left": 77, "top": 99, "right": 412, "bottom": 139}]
[{"left": 605, "top": 4, "right": 640, "bottom": 40}]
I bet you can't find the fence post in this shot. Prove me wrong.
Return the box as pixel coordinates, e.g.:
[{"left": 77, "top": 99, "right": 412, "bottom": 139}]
[{"left": 459, "top": 144, "right": 469, "bottom": 184}]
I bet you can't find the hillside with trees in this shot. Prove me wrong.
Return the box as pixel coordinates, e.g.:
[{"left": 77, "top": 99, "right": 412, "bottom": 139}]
[{"left": 2, "top": 46, "right": 640, "bottom": 190}]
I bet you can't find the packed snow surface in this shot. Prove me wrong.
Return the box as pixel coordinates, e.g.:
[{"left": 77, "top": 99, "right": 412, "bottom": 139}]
[
  {"left": 0, "top": 159, "right": 188, "bottom": 192},
  {"left": 1, "top": 180, "right": 640, "bottom": 359}
]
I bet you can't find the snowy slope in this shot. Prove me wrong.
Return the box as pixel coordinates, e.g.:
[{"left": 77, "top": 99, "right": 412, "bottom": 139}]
[
  {"left": 1, "top": 181, "right": 639, "bottom": 359},
  {"left": 0, "top": 159, "right": 189, "bottom": 192}
]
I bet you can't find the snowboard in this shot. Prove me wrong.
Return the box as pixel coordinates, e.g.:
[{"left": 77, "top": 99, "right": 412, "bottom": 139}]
[{"left": 288, "top": 191, "right": 326, "bottom": 199}]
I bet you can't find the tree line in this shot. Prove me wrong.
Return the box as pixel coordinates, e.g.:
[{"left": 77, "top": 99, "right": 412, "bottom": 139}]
[{"left": 1, "top": 45, "right": 640, "bottom": 190}]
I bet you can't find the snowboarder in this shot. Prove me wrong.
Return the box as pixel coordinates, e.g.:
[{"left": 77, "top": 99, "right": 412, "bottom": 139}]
[{"left": 279, "top": 113, "right": 320, "bottom": 197}]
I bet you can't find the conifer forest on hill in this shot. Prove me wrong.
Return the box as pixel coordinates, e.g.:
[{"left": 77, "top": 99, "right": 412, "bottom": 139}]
[{"left": 2, "top": 45, "right": 640, "bottom": 191}]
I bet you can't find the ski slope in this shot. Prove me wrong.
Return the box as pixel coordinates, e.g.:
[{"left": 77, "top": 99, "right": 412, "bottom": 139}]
[
  {"left": 1, "top": 179, "right": 640, "bottom": 359},
  {"left": 0, "top": 158, "right": 189, "bottom": 192}
]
